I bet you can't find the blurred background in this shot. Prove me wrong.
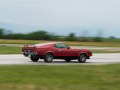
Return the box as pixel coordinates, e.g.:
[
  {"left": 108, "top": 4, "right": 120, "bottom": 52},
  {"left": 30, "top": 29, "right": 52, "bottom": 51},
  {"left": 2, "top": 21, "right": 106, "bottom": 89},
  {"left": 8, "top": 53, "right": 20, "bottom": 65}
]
[
  {"left": 0, "top": 1, "right": 120, "bottom": 90},
  {"left": 0, "top": 0, "right": 120, "bottom": 53}
]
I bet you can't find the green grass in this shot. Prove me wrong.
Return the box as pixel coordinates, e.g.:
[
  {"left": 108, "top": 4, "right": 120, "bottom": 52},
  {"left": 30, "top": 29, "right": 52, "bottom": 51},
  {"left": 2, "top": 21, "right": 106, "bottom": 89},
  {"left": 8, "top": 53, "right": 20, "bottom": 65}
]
[
  {"left": 0, "top": 39, "right": 120, "bottom": 47},
  {"left": 91, "top": 50, "right": 120, "bottom": 53},
  {"left": 0, "top": 46, "right": 120, "bottom": 54},
  {"left": 0, "top": 46, "right": 21, "bottom": 54},
  {"left": 0, "top": 64, "right": 120, "bottom": 90}
]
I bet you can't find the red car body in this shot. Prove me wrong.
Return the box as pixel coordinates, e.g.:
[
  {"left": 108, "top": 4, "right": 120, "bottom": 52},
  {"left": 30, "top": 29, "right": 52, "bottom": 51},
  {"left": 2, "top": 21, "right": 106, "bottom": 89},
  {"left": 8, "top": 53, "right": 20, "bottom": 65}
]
[{"left": 22, "top": 42, "right": 92, "bottom": 63}]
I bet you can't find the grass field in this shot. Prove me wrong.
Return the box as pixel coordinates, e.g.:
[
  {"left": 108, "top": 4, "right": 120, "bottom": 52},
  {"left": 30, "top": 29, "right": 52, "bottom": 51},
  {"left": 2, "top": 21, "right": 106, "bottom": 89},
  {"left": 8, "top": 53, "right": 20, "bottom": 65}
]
[
  {"left": 0, "top": 64, "right": 120, "bottom": 90},
  {"left": 0, "top": 39, "right": 120, "bottom": 47},
  {"left": 0, "top": 46, "right": 120, "bottom": 54},
  {"left": 0, "top": 46, "right": 21, "bottom": 54},
  {"left": 91, "top": 50, "right": 120, "bottom": 53}
]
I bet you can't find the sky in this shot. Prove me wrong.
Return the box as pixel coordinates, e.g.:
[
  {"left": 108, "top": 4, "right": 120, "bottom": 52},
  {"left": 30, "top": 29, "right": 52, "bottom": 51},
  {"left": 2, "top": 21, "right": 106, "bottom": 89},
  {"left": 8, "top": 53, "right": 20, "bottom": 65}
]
[{"left": 0, "top": 0, "right": 120, "bottom": 37}]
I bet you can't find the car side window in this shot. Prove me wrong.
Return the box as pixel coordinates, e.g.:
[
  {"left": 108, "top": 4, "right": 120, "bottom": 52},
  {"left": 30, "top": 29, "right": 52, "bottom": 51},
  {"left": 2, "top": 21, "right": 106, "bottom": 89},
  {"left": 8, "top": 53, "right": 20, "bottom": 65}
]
[{"left": 55, "top": 43, "right": 69, "bottom": 48}]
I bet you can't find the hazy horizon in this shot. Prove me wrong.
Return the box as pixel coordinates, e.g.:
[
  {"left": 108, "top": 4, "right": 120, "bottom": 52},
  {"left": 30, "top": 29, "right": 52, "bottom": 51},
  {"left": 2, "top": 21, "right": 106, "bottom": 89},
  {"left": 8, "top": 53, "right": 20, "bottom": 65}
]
[{"left": 0, "top": 0, "right": 120, "bottom": 37}]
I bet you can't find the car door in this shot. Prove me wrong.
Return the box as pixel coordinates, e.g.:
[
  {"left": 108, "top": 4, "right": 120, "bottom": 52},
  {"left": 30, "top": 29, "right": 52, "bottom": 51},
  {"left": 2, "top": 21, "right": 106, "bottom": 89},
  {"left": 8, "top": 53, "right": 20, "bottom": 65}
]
[{"left": 53, "top": 43, "right": 75, "bottom": 56}]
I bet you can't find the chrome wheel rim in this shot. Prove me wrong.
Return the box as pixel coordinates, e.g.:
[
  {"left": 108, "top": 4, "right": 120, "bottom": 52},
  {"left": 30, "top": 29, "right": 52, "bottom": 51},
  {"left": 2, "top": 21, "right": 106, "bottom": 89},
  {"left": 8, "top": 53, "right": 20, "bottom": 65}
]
[
  {"left": 46, "top": 54, "right": 53, "bottom": 62},
  {"left": 80, "top": 56, "right": 86, "bottom": 62}
]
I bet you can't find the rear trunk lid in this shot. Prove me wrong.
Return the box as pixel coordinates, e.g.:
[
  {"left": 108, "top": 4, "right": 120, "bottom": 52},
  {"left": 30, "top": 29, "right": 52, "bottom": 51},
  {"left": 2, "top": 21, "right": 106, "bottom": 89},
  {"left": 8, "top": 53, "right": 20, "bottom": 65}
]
[{"left": 22, "top": 45, "right": 36, "bottom": 52}]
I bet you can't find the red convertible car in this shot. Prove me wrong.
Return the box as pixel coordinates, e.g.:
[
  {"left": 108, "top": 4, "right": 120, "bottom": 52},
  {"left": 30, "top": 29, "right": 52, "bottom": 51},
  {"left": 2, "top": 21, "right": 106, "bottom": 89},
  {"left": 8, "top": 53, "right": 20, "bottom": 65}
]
[{"left": 22, "top": 42, "right": 92, "bottom": 63}]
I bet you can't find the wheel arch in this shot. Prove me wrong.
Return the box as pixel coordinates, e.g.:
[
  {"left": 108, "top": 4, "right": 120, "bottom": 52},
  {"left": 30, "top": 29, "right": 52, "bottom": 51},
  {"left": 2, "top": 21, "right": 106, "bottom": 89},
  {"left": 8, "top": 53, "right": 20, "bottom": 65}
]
[
  {"left": 44, "top": 51, "right": 55, "bottom": 57},
  {"left": 79, "top": 52, "right": 88, "bottom": 57}
]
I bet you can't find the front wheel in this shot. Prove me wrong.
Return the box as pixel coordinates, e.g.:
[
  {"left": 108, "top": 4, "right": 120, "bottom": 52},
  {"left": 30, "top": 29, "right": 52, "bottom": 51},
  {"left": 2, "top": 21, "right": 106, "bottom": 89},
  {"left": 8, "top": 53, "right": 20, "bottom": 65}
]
[
  {"left": 78, "top": 54, "right": 87, "bottom": 63},
  {"left": 44, "top": 53, "right": 54, "bottom": 62}
]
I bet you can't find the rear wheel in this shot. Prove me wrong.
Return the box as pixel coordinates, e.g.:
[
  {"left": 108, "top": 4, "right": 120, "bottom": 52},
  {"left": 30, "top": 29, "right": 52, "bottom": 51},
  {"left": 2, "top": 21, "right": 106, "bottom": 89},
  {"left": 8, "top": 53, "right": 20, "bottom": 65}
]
[
  {"left": 44, "top": 53, "right": 54, "bottom": 62},
  {"left": 65, "top": 59, "right": 71, "bottom": 62},
  {"left": 78, "top": 54, "right": 87, "bottom": 63},
  {"left": 30, "top": 54, "right": 39, "bottom": 62}
]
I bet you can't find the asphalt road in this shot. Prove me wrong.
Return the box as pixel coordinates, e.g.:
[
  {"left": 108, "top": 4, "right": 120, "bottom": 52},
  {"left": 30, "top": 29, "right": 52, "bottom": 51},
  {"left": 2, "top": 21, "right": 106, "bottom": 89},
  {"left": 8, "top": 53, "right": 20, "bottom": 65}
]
[{"left": 0, "top": 53, "right": 120, "bottom": 65}]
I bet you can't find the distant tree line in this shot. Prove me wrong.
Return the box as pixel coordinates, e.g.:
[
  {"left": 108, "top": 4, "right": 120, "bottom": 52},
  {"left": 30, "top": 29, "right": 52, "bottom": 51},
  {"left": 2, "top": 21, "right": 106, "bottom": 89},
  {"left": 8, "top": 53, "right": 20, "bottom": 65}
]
[
  {"left": 0, "top": 28, "right": 59, "bottom": 40},
  {"left": 0, "top": 28, "right": 117, "bottom": 42}
]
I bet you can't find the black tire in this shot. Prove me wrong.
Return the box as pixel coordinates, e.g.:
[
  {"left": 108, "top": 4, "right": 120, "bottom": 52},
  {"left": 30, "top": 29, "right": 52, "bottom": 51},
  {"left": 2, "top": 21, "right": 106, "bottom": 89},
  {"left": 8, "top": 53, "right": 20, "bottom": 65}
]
[
  {"left": 78, "top": 54, "right": 87, "bottom": 63},
  {"left": 65, "top": 59, "right": 71, "bottom": 62},
  {"left": 30, "top": 54, "right": 39, "bottom": 62},
  {"left": 44, "top": 53, "right": 54, "bottom": 62}
]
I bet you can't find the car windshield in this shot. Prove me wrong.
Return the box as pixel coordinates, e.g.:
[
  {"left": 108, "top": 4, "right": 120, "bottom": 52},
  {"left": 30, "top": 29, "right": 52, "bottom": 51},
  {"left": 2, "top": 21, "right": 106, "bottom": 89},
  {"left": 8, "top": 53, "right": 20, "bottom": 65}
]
[{"left": 55, "top": 43, "right": 69, "bottom": 48}]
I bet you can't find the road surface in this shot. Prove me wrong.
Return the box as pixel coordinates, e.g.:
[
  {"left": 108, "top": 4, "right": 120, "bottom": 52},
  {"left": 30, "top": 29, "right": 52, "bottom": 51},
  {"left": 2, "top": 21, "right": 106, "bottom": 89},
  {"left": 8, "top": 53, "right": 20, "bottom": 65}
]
[{"left": 0, "top": 53, "right": 120, "bottom": 65}]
